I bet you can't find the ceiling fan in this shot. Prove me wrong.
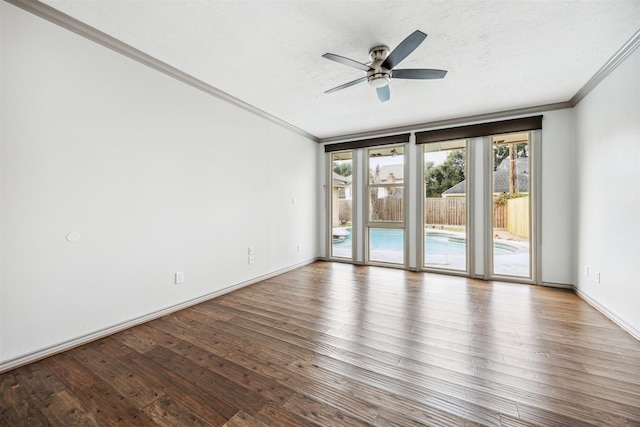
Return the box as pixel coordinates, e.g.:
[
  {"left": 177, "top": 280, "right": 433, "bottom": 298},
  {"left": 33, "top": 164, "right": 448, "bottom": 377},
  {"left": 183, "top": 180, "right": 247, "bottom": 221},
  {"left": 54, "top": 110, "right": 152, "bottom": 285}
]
[{"left": 322, "top": 30, "right": 447, "bottom": 102}]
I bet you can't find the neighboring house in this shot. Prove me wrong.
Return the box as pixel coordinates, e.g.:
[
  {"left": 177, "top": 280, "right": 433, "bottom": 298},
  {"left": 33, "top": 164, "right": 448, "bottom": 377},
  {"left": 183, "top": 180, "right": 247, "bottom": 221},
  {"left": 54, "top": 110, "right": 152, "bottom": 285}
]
[
  {"left": 332, "top": 172, "right": 352, "bottom": 200},
  {"left": 372, "top": 164, "right": 404, "bottom": 184},
  {"left": 332, "top": 172, "right": 352, "bottom": 227},
  {"left": 442, "top": 157, "right": 529, "bottom": 197},
  {"left": 372, "top": 164, "right": 404, "bottom": 198}
]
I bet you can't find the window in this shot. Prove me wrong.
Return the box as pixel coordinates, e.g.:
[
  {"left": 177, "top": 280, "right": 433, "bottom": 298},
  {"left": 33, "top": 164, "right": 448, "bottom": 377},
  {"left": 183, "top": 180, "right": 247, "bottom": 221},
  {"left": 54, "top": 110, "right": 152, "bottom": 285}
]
[{"left": 325, "top": 116, "right": 541, "bottom": 283}]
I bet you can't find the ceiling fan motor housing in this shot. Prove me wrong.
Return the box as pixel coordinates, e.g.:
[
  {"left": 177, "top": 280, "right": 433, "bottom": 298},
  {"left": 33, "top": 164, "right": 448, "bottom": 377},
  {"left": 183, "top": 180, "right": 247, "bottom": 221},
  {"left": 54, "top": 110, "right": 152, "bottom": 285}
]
[{"left": 367, "top": 45, "right": 391, "bottom": 88}]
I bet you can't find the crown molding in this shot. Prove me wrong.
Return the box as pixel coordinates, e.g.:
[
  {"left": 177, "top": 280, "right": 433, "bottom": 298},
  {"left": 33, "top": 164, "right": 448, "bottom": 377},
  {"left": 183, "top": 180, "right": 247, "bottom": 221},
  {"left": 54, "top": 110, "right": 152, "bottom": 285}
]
[
  {"left": 5, "top": 0, "right": 320, "bottom": 143},
  {"left": 571, "top": 28, "right": 640, "bottom": 106}
]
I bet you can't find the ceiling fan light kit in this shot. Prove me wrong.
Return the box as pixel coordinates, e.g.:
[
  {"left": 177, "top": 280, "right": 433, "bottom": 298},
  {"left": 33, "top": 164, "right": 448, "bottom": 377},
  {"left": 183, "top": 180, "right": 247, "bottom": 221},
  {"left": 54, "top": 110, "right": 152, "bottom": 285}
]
[{"left": 323, "top": 30, "right": 447, "bottom": 102}]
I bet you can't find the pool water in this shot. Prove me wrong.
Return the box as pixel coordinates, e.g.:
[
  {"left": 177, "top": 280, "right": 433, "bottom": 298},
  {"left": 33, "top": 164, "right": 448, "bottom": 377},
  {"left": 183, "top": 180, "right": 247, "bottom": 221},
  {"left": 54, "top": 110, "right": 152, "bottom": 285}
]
[{"left": 333, "top": 228, "right": 516, "bottom": 255}]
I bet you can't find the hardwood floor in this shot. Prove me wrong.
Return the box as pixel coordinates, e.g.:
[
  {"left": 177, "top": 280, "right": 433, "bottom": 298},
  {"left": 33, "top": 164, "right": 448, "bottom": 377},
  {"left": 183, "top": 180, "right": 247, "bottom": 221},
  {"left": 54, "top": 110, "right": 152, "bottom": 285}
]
[{"left": 1, "top": 261, "right": 640, "bottom": 426}]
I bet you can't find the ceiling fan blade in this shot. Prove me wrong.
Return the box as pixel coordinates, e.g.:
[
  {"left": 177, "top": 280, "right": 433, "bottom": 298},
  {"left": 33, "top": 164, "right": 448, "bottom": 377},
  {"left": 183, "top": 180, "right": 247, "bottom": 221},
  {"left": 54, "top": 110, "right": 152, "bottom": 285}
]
[
  {"left": 382, "top": 30, "right": 427, "bottom": 70},
  {"left": 322, "top": 53, "right": 371, "bottom": 72},
  {"left": 377, "top": 85, "right": 390, "bottom": 102},
  {"left": 325, "top": 76, "right": 367, "bottom": 93},
  {"left": 392, "top": 69, "right": 447, "bottom": 79}
]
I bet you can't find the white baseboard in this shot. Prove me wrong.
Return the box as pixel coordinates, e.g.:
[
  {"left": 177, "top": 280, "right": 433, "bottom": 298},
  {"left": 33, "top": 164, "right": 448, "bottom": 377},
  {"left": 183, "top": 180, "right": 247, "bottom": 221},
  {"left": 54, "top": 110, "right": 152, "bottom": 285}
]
[
  {"left": 574, "top": 288, "right": 640, "bottom": 341},
  {"left": 0, "top": 258, "right": 320, "bottom": 374},
  {"left": 541, "top": 281, "right": 573, "bottom": 289}
]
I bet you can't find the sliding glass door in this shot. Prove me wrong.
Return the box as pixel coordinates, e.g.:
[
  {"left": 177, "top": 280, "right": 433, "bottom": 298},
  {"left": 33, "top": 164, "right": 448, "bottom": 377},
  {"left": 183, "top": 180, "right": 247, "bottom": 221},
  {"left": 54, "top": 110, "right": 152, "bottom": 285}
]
[
  {"left": 423, "top": 140, "right": 469, "bottom": 272},
  {"left": 490, "top": 132, "right": 533, "bottom": 280},
  {"left": 329, "top": 151, "right": 353, "bottom": 260},
  {"left": 367, "top": 145, "right": 405, "bottom": 265}
]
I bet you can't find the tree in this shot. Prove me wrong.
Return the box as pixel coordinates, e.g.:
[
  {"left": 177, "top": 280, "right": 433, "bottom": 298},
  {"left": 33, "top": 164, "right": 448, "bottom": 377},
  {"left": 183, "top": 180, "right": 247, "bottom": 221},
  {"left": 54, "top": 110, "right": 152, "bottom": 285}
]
[
  {"left": 424, "top": 150, "right": 465, "bottom": 197},
  {"left": 494, "top": 142, "right": 528, "bottom": 194},
  {"left": 333, "top": 162, "right": 352, "bottom": 177},
  {"left": 494, "top": 143, "right": 527, "bottom": 168}
]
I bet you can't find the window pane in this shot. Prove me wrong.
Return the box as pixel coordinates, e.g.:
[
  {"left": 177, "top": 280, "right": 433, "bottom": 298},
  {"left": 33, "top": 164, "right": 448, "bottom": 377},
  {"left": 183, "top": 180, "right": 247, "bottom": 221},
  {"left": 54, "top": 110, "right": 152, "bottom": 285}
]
[
  {"left": 369, "top": 146, "right": 404, "bottom": 185},
  {"left": 369, "top": 187, "right": 403, "bottom": 222},
  {"left": 331, "top": 152, "right": 352, "bottom": 259},
  {"left": 368, "top": 146, "right": 404, "bottom": 223},
  {"left": 491, "top": 133, "right": 531, "bottom": 278},
  {"left": 368, "top": 228, "right": 404, "bottom": 264},
  {"left": 423, "top": 142, "right": 467, "bottom": 271}
]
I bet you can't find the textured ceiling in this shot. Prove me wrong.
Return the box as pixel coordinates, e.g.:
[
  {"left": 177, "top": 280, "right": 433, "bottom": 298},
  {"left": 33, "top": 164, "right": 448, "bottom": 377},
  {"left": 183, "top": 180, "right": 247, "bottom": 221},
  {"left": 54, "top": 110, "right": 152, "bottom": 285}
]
[{"left": 39, "top": 0, "right": 640, "bottom": 140}]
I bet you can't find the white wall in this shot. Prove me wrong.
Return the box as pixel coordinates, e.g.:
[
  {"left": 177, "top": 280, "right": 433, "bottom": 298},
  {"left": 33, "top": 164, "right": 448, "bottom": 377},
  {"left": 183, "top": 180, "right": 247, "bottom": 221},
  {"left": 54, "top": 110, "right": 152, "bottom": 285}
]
[
  {"left": 540, "top": 109, "right": 574, "bottom": 286},
  {"left": 573, "top": 45, "right": 640, "bottom": 336},
  {"left": 0, "top": 3, "right": 318, "bottom": 365}
]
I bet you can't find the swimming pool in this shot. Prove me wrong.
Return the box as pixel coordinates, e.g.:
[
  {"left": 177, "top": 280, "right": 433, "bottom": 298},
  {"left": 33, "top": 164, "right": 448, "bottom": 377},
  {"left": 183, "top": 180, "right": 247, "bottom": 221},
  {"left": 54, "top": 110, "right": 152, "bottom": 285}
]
[{"left": 333, "top": 228, "right": 517, "bottom": 255}]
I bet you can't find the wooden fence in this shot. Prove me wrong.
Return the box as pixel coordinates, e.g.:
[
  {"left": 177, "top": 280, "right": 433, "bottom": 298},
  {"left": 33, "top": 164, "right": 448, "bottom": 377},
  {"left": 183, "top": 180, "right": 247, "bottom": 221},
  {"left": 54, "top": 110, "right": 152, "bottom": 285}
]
[
  {"left": 425, "top": 198, "right": 466, "bottom": 226},
  {"left": 507, "top": 196, "right": 529, "bottom": 238},
  {"left": 370, "top": 197, "right": 403, "bottom": 221},
  {"left": 338, "top": 197, "right": 522, "bottom": 231},
  {"left": 493, "top": 203, "right": 507, "bottom": 229},
  {"left": 425, "top": 197, "right": 508, "bottom": 229},
  {"left": 338, "top": 199, "right": 351, "bottom": 223}
]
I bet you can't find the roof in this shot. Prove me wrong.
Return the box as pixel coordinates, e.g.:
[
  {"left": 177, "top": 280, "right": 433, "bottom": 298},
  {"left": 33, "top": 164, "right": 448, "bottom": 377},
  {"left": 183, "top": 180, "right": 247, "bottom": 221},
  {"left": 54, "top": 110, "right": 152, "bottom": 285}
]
[
  {"left": 332, "top": 172, "right": 352, "bottom": 187},
  {"left": 373, "top": 164, "right": 404, "bottom": 183},
  {"left": 443, "top": 158, "right": 529, "bottom": 195}
]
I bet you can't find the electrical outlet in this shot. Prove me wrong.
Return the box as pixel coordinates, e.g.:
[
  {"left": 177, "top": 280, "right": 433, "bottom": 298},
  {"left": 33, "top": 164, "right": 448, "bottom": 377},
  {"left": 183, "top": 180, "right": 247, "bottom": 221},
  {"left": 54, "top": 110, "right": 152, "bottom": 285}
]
[
  {"left": 596, "top": 272, "right": 600, "bottom": 283},
  {"left": 175, "top": 271, "right": 184, "bottom": 284},
  {"left": 585, "top": 266, "right": 589, "bottom": 277},
  {"left": 248, "top": 246, "right": 254, "bottom": 264},
  {"left": 297, "top": 243, "right": 302, "bottom": 253}
]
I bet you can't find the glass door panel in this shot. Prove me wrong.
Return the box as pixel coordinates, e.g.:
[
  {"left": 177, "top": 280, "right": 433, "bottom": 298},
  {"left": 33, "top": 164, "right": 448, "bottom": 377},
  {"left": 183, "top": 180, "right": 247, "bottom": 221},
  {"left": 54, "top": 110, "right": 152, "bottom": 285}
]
[
  {"left": 369, "top": 228, "right": 404, "bottom": 264},
  {"left": 367, "top": 146, "right": 405, "bottom": 265},
  {"left": 491, "top": 133, "right": 531, "bottom": 278},
  {"left": 423, "top": 140, "right": 468, "bottom": 272},
  {"left": 330, "top": 151, "right": 353, "bottom": 260}
]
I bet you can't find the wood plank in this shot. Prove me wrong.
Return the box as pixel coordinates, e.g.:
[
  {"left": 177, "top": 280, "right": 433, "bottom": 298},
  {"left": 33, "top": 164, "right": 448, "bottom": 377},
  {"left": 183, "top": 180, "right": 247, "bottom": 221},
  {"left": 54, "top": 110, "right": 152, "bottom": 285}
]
[
  {"left": 514, "top": 401, "right": 600, "bottom": 427},
  {"left": 44, "top": 352, "right": 158, "bottom": 426},
  {"left": 143, "top": 396, "right": 214, "bottom": 427},
  {"left": 288, "top": 356, "right": 491, "bottom": 427},
  {"left": 148, "top": 314, "right": 239, "bottom": 357},
  {"left": 283, "top": 392, "right": 375, "bottom": 426},
  {"left": 143, "top": 346, "right": 269, "bottom": 416},
  {"left": 169, "top": 338, "right": 295, "bottom": 405},
  {"left": 0, "top": 368, "right": 51, "bottom": 426},
  {"left": 374, "top": 406, "right": 485, "bottom": 427},
  {"left": 223, "top": 410, "right": 271, "bottom": 427},
  {"left": 90, "top": 335, "right": 134, "bottom": 359},
  {"left": 39, "top": 390, "right": 101, "bottom": 426},
  {"left": 125, "top": 322, "right": 182, "bottom": 349},
  {"left": 498, "top": 413, "right": 537, "bottom": 427},
  {"left": 118, "top": 352, "right": 231, "bottom": 424},
  {"left": 293, "top": 354, "right": 504, "bottom": 426},
  {"left": 6, "top": 362, "right": 71, "bottom": 426},
  {"left": 254, "top": 402, "right": 322, "bottom": 427},
  {"left": 73, "top": 345, "right": 163, "bottom": 408},
  {"left": 179, "top": 303, "right": 235, "bottom": 324},
  {"left": 111, "top": 327, "right": 158, "bottom": 354}
]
